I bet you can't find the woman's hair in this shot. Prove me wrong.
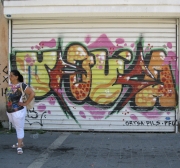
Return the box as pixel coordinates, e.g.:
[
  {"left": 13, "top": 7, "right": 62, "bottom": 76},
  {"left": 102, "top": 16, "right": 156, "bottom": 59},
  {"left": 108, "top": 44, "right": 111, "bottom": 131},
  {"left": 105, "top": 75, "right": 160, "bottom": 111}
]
[{"left": 11, "top": 70, "right": 24, "bottom": 82}]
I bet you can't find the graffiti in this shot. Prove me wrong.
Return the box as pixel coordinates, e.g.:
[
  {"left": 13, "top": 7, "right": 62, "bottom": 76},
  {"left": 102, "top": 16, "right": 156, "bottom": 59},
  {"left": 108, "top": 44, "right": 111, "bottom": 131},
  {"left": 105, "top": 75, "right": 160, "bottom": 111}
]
[
  {"left": 0, "top": 65, "right": 8, "bottom": 96},
  {"left": 25, "top": 108, "right": 47, "bottom": 126},
  {"left": 124, "top": 121, "right": 161, "bottom": 126},
  {"left": 124, "top": 120, "right": 177, "bottom": 126},
  {"left": 3, "top": 66, "right": 8, "bottom": 83},
  {"left": 1, "top": 88, "right": 7, "bottom": 96},
  {"left": 31, "top": 38, "right": 56, "bottom": 50},
  {"left": 25, "top": 100, "right": 54, "bottom": 126},
  {"left": 3, "top": 76, "right": 8, "bottom": 83},
  {"left": 10, "top": 35, "right": 178, "bottom": 125},
  {"left": 3, "top": 66, "right": 8, "bottom": 74}
]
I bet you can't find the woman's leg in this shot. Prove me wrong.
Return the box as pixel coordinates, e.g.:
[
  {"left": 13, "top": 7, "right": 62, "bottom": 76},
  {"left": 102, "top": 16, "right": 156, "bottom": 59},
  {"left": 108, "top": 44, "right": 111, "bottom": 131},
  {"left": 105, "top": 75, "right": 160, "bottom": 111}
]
[
  {"left": 17, "top": 139, "right": 23, "bottom": 148},
  {"left": 6, "top": 112, "right": 16, "bottom": 129},
  {"left": 12, "top": 108, "right": 26, "bottom": 148},
  {"left": 7, "top": 112, "right": 19, "bottom": 148}
]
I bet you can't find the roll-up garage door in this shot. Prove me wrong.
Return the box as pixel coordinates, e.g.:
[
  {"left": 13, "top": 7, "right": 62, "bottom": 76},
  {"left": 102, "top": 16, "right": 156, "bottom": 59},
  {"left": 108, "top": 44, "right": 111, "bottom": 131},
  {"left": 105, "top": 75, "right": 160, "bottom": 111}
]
[{"left": 11, "top": 18, "right": 178, "bottom": 132}]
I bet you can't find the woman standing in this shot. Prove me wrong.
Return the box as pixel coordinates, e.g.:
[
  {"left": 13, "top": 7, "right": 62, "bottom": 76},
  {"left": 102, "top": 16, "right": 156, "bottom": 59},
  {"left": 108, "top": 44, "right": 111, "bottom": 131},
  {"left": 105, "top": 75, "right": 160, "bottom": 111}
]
[{"left": 6, "top": 70, "right": 35, "bottom": 154}]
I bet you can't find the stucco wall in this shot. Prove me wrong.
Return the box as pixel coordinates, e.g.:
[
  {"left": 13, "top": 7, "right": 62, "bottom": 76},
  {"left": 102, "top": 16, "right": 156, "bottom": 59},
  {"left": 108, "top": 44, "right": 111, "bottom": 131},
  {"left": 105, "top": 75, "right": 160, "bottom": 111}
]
[{"left": 0, "top": 2, "right": 8, "bottom": 121}]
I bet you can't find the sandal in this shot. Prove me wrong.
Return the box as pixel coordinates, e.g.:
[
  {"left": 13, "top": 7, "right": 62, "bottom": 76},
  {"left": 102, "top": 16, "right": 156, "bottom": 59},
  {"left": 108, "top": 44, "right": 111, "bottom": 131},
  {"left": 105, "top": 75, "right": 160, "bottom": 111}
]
[
  {"left": 12, "top": 142, "right": 24, "bottom": 148},
  {"left": 17, "top": 148, "right": 23, "bottom": 155}
]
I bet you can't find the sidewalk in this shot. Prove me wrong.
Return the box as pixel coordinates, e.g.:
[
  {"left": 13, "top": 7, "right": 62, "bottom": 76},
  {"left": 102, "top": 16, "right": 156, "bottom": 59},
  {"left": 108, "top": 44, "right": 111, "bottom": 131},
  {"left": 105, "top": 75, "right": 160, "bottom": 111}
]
[{"left": 1, "top": 129, "right": 180, "bottom": 168}]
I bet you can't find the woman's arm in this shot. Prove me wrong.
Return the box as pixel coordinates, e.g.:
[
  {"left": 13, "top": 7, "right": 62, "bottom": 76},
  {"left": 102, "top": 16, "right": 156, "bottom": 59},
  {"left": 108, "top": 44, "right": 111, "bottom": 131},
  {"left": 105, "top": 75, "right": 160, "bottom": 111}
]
[{"left": 19, "top": 87, "right": 35, "bottom": 106}]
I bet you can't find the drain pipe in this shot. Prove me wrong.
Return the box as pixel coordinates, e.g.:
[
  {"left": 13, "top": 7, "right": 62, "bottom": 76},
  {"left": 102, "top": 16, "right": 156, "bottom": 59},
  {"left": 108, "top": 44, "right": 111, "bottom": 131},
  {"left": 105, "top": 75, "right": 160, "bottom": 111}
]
[
  {"left": 176, "top": 18, "right": 179, "bottom": 133},
  {"left": 8, "top": 19, "right": 12, "bottom": 130},
  {"left": 8, "top": 19, "right": 12, "bottom": 83}
]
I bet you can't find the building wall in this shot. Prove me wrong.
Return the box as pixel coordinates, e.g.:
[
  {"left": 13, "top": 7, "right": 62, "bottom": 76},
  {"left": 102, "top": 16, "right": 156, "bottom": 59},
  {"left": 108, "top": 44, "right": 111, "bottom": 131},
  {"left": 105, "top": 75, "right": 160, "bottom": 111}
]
[
  {"left": 4, "top": 0, "right": 180, "bottom": 129},
  {"left": 0, "top": 2, "right": 8, "bottom": 121},
  {"left": 3, "top": 0, "right": 180, "bottom": 19}
]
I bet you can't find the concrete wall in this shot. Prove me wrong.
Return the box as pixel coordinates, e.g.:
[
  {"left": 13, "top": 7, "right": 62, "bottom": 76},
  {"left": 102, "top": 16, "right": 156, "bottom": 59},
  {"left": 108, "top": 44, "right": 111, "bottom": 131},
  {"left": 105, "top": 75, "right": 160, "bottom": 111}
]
[{"left": 0, "top": 2, "right": 8, "bottom": 121}]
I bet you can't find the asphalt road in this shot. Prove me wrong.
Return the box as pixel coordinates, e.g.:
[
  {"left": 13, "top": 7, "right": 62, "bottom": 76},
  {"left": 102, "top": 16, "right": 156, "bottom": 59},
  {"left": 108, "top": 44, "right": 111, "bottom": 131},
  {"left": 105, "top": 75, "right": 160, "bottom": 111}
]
[{"left": 1, "top": 130, "right": 180, "bottom": 168}]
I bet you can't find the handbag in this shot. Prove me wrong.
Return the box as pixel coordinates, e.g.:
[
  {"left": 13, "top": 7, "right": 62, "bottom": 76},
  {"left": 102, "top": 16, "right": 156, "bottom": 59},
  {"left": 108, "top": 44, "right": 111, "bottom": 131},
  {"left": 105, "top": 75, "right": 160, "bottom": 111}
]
[{"left": 20, "top": 83, "right": 35, "bottom": 110}]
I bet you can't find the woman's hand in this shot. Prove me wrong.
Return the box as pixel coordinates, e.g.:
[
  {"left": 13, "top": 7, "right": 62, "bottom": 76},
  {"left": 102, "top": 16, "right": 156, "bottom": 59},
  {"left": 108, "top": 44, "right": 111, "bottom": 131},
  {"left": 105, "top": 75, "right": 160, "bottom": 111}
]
[{"left": 18, "top": 102, "right": 27, "bottom": 106}]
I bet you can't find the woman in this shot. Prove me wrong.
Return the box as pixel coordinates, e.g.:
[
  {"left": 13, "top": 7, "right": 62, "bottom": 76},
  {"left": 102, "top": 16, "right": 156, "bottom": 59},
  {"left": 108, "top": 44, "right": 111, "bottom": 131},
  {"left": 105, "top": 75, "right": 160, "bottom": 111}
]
[{"left": 6, "top": 70, "right": 35, "bottom": 154}]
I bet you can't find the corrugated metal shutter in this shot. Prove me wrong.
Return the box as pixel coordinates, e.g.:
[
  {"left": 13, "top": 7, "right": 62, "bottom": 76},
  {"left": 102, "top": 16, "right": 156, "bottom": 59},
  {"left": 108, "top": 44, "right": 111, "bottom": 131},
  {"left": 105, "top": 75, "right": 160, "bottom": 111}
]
[{"left": 11, "top": 18, "right": 178, "bottom": 132}]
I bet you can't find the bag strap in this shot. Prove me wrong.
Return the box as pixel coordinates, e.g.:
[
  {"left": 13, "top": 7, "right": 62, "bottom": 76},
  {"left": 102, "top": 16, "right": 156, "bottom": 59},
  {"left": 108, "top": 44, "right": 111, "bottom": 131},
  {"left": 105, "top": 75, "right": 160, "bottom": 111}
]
[{"left": 20, "top": 83, "right": 25, "bottom": 95}]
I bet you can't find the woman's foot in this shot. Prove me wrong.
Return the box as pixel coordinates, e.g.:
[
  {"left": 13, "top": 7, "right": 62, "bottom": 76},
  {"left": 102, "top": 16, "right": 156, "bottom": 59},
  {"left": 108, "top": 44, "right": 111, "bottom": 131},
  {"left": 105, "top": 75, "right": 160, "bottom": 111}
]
[
  {"left": 12, "top": 142, "right": 24, "bottom": 148},
  {"left": 17, "top": 148, "right": 23, "bottom": 155}
]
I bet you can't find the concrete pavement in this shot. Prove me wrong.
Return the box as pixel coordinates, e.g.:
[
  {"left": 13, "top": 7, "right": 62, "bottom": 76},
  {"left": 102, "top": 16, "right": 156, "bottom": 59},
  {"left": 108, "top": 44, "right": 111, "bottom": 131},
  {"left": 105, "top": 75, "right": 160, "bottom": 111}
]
[{"left": 1, "top": 130, "right": 180, "bottom": 168}]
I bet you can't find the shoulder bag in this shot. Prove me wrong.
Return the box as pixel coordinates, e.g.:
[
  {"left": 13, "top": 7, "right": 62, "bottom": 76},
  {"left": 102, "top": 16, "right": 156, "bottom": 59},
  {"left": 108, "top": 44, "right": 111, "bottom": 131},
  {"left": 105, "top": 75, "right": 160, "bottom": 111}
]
[{"left": 20, "top": 83, "right": 35, "bottom": 110}]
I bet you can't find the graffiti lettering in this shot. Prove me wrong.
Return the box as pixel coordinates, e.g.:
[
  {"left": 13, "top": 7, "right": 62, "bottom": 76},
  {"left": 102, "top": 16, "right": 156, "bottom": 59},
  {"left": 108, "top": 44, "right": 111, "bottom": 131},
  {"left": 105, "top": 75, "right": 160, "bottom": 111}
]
[
  {"left": 164, "top": 121, "right": 176, "bottom": 126},
  {"left": 26, "top": 108, "right": 46, "bottom": 126},
  {"left": 3, "top": 76, "right": 8, "bottom": 83},
  {"left": 12, "top": 51, "right": 57, "bottom": 96},
  {"left": 124, "top": 120, "right": 177, "bottom": 126},
  {"left": 11, "top": 36, "right": 178, "bottom": 123},
  {"left": 1, "top": 88, "right": 7, "bottom": 96},
  {"left": 134, "top": 51, "right": 176, "bottom": 111},
  {"left": 89, "top": 49, "right": 132, "bottom": 104},
  {"left": 3, "top": 66, "right": 8, "bottom": 74},
  {"left": 65, "top": 44, "right": 94, "bottom": 101}
]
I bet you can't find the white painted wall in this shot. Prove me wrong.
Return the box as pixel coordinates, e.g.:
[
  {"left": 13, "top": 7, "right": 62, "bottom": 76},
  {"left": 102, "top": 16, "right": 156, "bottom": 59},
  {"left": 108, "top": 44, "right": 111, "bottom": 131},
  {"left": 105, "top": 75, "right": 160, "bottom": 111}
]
[{"left": 3, "top": 0, "right": 180, "bottom": 19}]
